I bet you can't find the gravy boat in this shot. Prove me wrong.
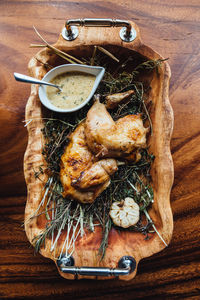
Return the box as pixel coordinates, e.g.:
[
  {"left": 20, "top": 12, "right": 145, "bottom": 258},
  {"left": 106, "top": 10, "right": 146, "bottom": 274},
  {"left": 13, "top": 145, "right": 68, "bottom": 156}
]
[{"left": 38, "top": 64, "right": 105, "bottom": 113}]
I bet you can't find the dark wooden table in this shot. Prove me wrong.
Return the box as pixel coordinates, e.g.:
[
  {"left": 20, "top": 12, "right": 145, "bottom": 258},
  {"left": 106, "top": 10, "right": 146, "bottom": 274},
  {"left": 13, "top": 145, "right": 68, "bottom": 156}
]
[{"left": 0, "top": 1, "right": 200, "bottom": 299}]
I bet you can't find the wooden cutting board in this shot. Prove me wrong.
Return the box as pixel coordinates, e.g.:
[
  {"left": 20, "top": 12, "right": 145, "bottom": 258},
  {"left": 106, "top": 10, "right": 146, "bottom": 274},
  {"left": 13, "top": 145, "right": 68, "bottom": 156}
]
[{"left": 24, "top": 20, "right": 174, "bottom": 281}]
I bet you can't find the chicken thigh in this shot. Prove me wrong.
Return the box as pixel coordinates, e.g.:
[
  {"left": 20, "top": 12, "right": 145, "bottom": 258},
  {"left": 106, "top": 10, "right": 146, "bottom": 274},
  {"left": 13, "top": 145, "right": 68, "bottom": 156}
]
[
  {"left": 85, "top": 98, "right": 148, "bottom": 158},
  {"left": 60, "top": 122, "right": 118, "bottom": 203}
]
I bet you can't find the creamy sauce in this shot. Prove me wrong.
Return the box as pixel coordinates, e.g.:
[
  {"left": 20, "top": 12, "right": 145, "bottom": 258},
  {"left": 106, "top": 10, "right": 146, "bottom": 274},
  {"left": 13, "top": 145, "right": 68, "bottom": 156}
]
[{"left": 46, "top": 71, "right": 96, "bottom": 109}]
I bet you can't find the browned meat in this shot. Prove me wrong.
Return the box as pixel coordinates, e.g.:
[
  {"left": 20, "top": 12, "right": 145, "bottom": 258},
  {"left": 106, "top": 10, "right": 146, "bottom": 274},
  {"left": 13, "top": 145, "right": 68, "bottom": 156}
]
[
  {"left": 105, "top": 90, "right": 134, "bottom": 109},
  {"left": 60, "top": 122, "right": 118, "bottom": 204},
  {"left": 85, "top": 99, "right": 148, "bottom": 158}
]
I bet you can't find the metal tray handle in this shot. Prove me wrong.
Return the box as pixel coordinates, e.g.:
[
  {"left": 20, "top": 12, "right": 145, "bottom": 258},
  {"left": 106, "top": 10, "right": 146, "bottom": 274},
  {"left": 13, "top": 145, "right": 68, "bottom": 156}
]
[
  {"left": 62, "top": 18, "right": 137, "bottom": 42},
  {"left": 57, "top": 255, "right": 136, "bottom": 277}
]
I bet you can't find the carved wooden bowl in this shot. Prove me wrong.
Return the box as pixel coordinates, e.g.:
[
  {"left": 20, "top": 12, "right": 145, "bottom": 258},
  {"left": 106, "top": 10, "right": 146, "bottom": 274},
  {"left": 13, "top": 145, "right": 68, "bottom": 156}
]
[{"left": 24, "top": 21, "right": 174, "bottom": 281}]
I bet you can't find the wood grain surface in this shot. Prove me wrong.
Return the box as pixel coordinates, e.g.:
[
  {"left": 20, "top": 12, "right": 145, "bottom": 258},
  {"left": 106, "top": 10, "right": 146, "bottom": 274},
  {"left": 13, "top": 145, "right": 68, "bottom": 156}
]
[{"left": 0, "top": 0, "right": 200, "bottom": 299}]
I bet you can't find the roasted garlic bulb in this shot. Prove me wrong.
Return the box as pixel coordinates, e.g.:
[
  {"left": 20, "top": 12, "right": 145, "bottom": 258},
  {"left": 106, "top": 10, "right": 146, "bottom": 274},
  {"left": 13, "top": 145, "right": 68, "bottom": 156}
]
[{"left": 109, "top": 197, "right": 140, "bottom": 228}]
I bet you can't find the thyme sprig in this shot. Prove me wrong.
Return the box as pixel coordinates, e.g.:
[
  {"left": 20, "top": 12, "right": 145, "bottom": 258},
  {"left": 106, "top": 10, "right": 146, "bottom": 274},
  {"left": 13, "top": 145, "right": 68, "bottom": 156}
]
[{"left": 131, "top": 58, "right": 168, "bottom": 78}]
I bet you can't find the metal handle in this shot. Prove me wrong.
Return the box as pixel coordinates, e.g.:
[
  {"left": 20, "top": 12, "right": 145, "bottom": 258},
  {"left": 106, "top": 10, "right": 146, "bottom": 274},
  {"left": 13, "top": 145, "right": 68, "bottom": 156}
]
[
  {"left": 57, "top": 255, "right": 136, "bottom": 277},
  {"left": 66, "top": 18, "right": 131, "bottom": 30},
  {"left": 62, "top": 18, "right": 137, "bottom": 42}
]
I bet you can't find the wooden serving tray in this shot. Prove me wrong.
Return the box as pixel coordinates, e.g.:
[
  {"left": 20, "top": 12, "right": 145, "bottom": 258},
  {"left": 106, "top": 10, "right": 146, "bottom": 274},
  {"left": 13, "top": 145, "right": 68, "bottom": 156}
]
[{"left": 24, "top": 20, "right": 174, "bottom": 281}]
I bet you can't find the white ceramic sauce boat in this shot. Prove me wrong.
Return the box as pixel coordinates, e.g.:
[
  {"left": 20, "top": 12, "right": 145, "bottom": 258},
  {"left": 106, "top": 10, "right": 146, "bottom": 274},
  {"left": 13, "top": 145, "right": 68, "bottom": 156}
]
[{"left": 38, "top": 64, "right": 105, "bottom": 113}]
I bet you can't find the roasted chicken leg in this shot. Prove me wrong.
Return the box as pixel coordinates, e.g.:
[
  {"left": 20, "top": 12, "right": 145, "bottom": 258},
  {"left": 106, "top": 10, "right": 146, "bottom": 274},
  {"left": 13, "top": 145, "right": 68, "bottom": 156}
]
[
  {"left": 60, "top": 122, "right": 118, "bottom": 203},
  {"left": 85, "top": 98, "right": 148, "bottom": 158},
  {"left": 105, "top": 90, "right": 134, "bottom": 109}
]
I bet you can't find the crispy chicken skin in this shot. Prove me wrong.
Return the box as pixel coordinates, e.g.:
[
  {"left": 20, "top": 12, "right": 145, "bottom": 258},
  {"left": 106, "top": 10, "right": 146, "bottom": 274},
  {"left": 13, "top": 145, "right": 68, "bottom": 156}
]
[
  {"left": 85, "top": 99, "right": 148, "bottom": 158},
  {"left": 60, "top": 122, "right": 118, "bottom": 203},
  {"left": 72, "top": 159, "right": 117, "bottom": 190}
]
